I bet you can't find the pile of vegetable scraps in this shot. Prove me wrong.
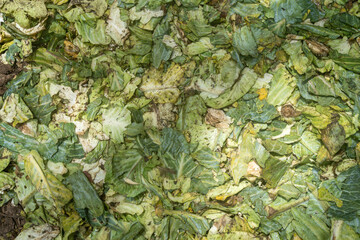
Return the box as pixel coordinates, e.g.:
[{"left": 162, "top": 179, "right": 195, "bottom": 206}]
[{"left": 0, "top": 0, "right": 360, "bottom": 239}]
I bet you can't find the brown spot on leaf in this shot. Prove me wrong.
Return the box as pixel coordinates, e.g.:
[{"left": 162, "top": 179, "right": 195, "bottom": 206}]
[
  {"left": 306, "top": 40, "right": 329, "bottom": 57},
  {"left": 265, "top": 206, "right": 277, "bottom": 219},
  {"left": 321, "top": 120, "right": 346, "bottom": 156},
  {"left": 205, "top": 108, "right": 233, "bottom": 129},
  {"left": 281, "top": 104, "right": 300, "bottom": 118},
  {"left": 209, "top": 0, "right": 231, "bottom": 18},
  {"left": 158, "top": 167, "right": 176, "bottom": 177},
  {"left": 224, "top": 195, "right": 243, "bottom": 207},
  {"left": 213, "top": 214, "right": 232, "bottom": 233},
  {"left": 346, "top": 0, "right": 355, "bottom": 10},
  {"left": 83, "top": 171, "right": 94, "bottom": 184},
  {"left": 64, "top": 40, "right": 80, "bottom": 59}
]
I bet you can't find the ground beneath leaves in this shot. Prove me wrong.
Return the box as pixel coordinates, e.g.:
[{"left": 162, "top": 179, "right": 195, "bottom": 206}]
[
  {"left": 0, "top": 201, "right": 26, "bottom": 240},
  {"left": 0, "top": 61, "right": 23, "bottom": 95}
]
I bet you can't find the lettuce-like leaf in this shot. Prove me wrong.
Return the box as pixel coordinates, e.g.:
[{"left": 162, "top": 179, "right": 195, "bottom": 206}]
[
  {"left": 227, "top": 98, "right": 279, "bottom": 124},
  {"left": 15, "top": 224, "right": 60, "bottom": 240},
  {"left": 191, "top": 147, "right": 221, "bottom": 170},
  {"left": 49, "top": 123, "right": 85, "bottom": 163},
  {"left": 0, "top": 122, "right": 51, "bottom": 157},
  {"left": 328, "top": 166, "right": 360, "bottom": 220},
  {"left": 267, "top": 65, "right": 296, "bottom": 106},
  {"left": 230, "top": 3, "right": 262, "bottom": 18},
  {"left": 189, "top": 166, "right": 228, "bottom": 194},
  {"left": 0, "top": 93, "right": 33, "bottom": 124},
  {"left": 75, "top": 18, "right": 111, "bottom": 45},
  {"left": 329, "top": 13, "right": 360, "bottom": 34},
  {"left": 271, "top": 0, "right": 324, "bottom": 24},
  {"left": 162, "top": 209, "right": 210, "bottom": 235},
  {"left": 321, "top": 121, "right": 346, "bottom": 156},
  {"left": 106, "top": 2, "right": 129, "bottom": 45},
  {"left": 24, "top": 150, "right": 73, "bottom": 208},
  {"left": 331, "top": 220, "right": 360, "bottom": 240},
  {"left": 263, "top": 139, "right": 292, "bottom": 155},
  {"left": 140, "top": 64, "right": 185, "bottom": 103},
  {"left": 23, "top": 90, "right": 56, "bottom": 125},
  {"left": 230, "top": 126, "right": 256, "bottom": 184},
  {"left": 0, "top": 172, "right": 14, "bottom": 191},
  {"left": 160, "top": 128, "right": 197, "bottom": 179},
  {"left": 292, "top": 24, "right": 340, "bottom": 39},
  {"left": 205, "top": 68, "right": 257, "bottom": 108},
  {"left": 233, "top": 26, "right": 258, "bottom": 57},
  {"left": 67, "top": 170, "right": 104, "bottom": 218},
  {"left": 0, "top": 0, "right": 47, "bottom": 28},
  {"left": 283, "top": 41, "right": 310, "bottom": 74},
  {"left": 186, "top": 37, "right": 213, "bottom": 55},
  {"left": 291, "top": 207, "right": 330, "bottom": 240},
  {"left": 262, "top": 157, "right": 290, "bottom": 188},
  {"left": 102, "top": 105, "right": 131, "bottom": 143}
]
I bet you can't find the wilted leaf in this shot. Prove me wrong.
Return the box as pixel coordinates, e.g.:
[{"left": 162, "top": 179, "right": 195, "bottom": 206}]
[
  {"left": 262, "top": 157, "right": 290, "bottom": 188},
  {"left": 263, "top": 139, "right": 292, "bottom": 155},
  {"left": 23, "top": 91, "right": 56, "bottom": 125},
  {"left": 331, "top": 220, "right": 360, "bottom": 240},
  {"left": 206, "top": 181, "right": 251, "bottom": 200},
  {"left": 67, "top": 171, "right": 104, "bottom": 218},
  {"left": 102, "top": 105, "right": 131, "bottom": 143},
  {"left": 0, "top": 93, "right": 33, "bottom": 124},
  {"left": 267, "top": 66, "right": 296, "bottom": 106},
  {"left": 233, "top": 26, "right": 258, "bottom": 57},
  {"left": 0, "top": 172, "right": 14, "bottom": 191},
  {"left": 318, "top": 187, "right": 343, "bottom": 208},
  {"left": 191, "top": 147, "right": 221, "bottom": 170},
  {"left": 271, "top": 0, "right": 324, "bottom": 24},
  {"left": 75, "top": 19, "right": 111, "bottom": 45},
  {"left": 327, "top": 166, "right": 360, "bottom": 220},
  {"left": 205, "top": 68, "right": 257, "bottom": 108},
  {"left": 140, "top": 64, "right": 185, "bottom": 103},
  {"left": 321, "top": 120, "right": 346, "bottom": 156},
  {"left": 163, "top": 209, "right": 210, "bottom": 235},
  {"left": 292, "top": 24, "right": 340, "bottom": 39},
  {"left": 15, "top": 224, "right": 60, "bottom": 240},
  {"left": 291, "top": 208, "right": 330, "bottom": 240},
  {"left": 24, "top": 151, "right": 73, "bottom": 208},
  {"left": 106, "top": 2, "right": 129, "bottom": 45},
  {"left": 160, "top": 128, "right": 197, "bottom": 179}
]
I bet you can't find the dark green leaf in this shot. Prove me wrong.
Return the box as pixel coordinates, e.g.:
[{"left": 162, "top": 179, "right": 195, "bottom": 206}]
[
  {"left": 328, "top": 166, "right": 360, "bottom": 220},
  {"left": 291, "top": 208, "right": 330, "bottom": 240},
  {"left": 67, "top": 171, "right": 104, "bottom": 218},
  {"left": 272, "top": 0, "right": 324, "bottom": 24},
  {"left": 163, "top": 209, "right": 210, "bottom": 235},
  {"left": 152, "top": 40, "right": 172, "bottom": 68},
  {"left": 23, "top": 91, "right": 56, "bottom": 125},
  {"left": 233, "top": 26, "right": 258, "bottom": 57}
]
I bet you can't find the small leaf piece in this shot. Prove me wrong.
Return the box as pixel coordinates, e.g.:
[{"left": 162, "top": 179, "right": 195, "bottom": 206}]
[
  {"left": 102, "top": 105, "right": 131, "bottom": 143},
  {"left": 163, "top": 209, "right": 210, "bottom": 235},
  {"left": 321, "top": 121, "right": 346, "bottom": 156},
  {"left": 262, "top": 157, "right": 290, "bottom": 188},
  {"left": 318, "top": 187, "right": 343, "bottom": 208}
]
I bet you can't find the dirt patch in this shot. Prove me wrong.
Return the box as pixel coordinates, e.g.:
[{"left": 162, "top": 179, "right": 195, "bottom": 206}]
[
  {"left": 0, "top": 201, "right": 26, "bottom": 240},
  {"left": 0, "top": 61, "right": 23, "bottom": 95}
]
